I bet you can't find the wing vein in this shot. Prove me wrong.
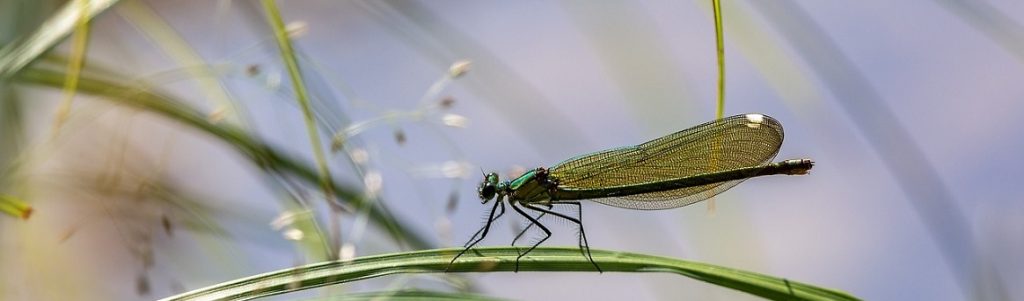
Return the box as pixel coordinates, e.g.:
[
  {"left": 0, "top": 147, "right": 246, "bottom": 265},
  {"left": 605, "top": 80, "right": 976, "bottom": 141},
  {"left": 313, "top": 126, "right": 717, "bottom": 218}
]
[{"left": 548, "top": 114, "right": 784, "bottom": 210}]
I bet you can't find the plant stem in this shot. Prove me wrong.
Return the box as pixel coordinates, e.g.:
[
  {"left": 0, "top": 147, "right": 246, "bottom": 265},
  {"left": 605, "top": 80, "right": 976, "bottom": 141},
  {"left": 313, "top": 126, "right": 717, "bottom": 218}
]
[
  {"left": 260, "top": 0, "right": 342, "bottom": 258},
  {"left": 15, "top": 67, "right": 433, "bottom": 250}
]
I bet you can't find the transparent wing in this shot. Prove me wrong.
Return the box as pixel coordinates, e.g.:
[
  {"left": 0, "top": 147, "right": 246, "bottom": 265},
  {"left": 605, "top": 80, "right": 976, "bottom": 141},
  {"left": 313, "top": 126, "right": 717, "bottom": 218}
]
[{"left": 548, "top": 114, "right": 784, "bottom": 210}]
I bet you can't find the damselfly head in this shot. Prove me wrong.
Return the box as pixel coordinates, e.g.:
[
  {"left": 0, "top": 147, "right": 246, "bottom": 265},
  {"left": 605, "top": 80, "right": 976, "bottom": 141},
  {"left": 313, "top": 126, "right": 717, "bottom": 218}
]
[{"left": 478, "top": 172, "right": 500, "bottom": 203}]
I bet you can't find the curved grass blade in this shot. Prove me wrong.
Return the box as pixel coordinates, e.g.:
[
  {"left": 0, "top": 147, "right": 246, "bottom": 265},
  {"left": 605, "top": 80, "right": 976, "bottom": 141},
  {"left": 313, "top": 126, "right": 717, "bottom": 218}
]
[
  {"left": 0, "top": 0, "right": 119, "bottom": 78},
  {"left": 299, "top": 290, "right": 510, "bottom": 301},
  {"left": 748, "top": 1, "right": 984, "bottom": 298},
  {"left": 14, "top": 67, "right": 433, "bottom": 250},
  {"left": 932, "top": 0, "right": 1024, "bottom": 63},
  {"left": 158, "top": 247, "right": 859, "bottom": 301},
  {"left": 114, "top": 0, "right": 242, "bottom": 125},
  {"left": 356, "top": 1, "right": 592, "bottom": 156}
]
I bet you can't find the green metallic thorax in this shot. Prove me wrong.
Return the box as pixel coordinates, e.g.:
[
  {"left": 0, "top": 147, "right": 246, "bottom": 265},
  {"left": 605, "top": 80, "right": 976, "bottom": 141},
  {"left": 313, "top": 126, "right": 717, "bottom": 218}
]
[
  {"left": 507, "top": 169, "right": 536, "bottom": 191},
  {"left": 504, "top": 169, "right": 555, "bottom": 205}
]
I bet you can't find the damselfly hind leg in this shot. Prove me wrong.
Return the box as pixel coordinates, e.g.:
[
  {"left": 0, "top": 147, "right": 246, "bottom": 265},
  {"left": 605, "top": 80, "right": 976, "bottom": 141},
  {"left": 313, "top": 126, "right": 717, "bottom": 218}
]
[
  {"left": 511, "top": 211, "right": 547, "bottom": 249},
  {"left": 511, "top": 202, "right": 553, "bottom": 249},
  {"left": 510, "top": 203, "right": 551, "bottom": 272},
  {"left": 526, "top": 203, "right": 602, "bottom": 273},
  {"left": 463, "top": 202, "right": 505, "bottom": 248},
  {"left": 447, "top": 199, "right": 505, "bottom": 272}
]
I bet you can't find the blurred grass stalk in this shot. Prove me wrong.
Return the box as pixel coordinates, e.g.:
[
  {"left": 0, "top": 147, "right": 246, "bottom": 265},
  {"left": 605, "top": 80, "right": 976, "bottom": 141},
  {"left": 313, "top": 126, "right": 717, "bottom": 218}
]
[
  {"left": 932, "top": 0, "right": 1024, "bottom": 63},
  {"left": 260, "top": 0, "right": 343, "bottom": 260},
  {"left": 0, "top": 0, "right": 118, "bottom": 77},
  {"left": 51, "top": 0, "right": 91, "bottom": 132},
  {"left": 114, "top": 0, "right": 243, "bottom": 125},
  {"left": 14, "top": 66, "right": 433, "bottom": 250},
  {"left": 747, "top": 1, "right": 1000, "bottom": 299},
  {"left": 357, "top": 0, "right": 592, "bottom": 156},
  {"left": 711, "top": 0, "right": 726, "bottom": 120},
  {"left": 0, "top": 195, "right": 32, "bottom": 219}
]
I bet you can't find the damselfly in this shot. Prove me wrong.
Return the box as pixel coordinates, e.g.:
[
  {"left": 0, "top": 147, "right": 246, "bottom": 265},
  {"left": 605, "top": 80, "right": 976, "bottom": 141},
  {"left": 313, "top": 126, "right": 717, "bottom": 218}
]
[{"left": 450, "top": 113, "right": 814, "bottom": 272}]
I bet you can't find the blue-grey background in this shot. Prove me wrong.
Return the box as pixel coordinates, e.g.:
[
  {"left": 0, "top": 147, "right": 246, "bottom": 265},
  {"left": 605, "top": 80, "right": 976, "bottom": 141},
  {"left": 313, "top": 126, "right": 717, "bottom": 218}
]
[{"left": 1, "top": 1, "right": 1022, "bottom": 300}]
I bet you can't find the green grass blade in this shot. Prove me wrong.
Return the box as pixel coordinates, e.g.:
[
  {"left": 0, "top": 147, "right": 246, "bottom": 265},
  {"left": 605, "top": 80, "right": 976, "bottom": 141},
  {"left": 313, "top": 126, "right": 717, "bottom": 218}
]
[
  {"left": 561, "top": 2, "right": 696, "bottom": 130},
  {"left": 0, "top": 0, "right": 119, "bottom": 78},
  {"left": 114, "top": 0, "right": 243, "bottom": 125},
  {"left": 52, "top": 0, "right": 92, "bottom": 132},
  {"left": 159, "top": 247, "right": 860, "bottom": 301},
  {"left": 0, "top": 56, "right": 28, "bottom": 220},
  {"left": 749, "top": 1, "right": 983, "bottom": 298},
  {"left": 0, "top": 82, "right": 26, "bottom": 179},
  {"left": 932, "top": 0, "right": 1024, "bottom": 63},
  {"left": 712, "top": 0, "right": 725, "bottom": 119},
  {"left": 14, "top": 67, "right": 433, "bottom": 250},
  {"left": 259, "top": 1, "right": 339, "bottom": 245},
  {"left": 298, "top": 290, "right": 510, "bottom": 301},
  {"left": 0, "top": 195, "right": 32, "bottom": 219}
]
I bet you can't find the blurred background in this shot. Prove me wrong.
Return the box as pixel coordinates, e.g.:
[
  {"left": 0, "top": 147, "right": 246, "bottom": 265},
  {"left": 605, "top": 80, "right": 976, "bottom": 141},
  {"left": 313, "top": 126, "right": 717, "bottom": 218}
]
[{"left": 2, "top": 1, "right": 1022, "bottom": 300}]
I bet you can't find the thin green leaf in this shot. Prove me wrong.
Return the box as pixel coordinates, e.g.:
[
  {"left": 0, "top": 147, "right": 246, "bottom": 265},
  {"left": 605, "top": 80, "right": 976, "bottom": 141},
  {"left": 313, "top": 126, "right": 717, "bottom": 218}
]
[
  {"left": 560, "top": 2, "right": 696, "bottom": 131},
  {"left": 52, "top": 0, "right": 92, "bottom": 132},
  {"left": 260, "top": 2, "right": 339, "bottom": 255},
  {"left": 159, "top": 247, "right": 860, "bottom": 301},
  {"left": 0, "top": 0, "right": 119, "bottom": 78},
  {"left": 707, "top": 0, "right": 727, "bottom": 213},
  {"left": 0, "top": 82, "right": 26, "bottom": 176},
  {"left": 14, "top": 67, "right": 433, "bottom": 250},
  {"left": 299, "top": 290, "right": 509, "bottom": 301},
  {"left": 0, "top": 195, "right": 32, "bottom": 219},
  {"left": 711, "top": 0, "right": 725, "bottom": 120},
  {"left": 114, "top": 0, "right": 243, "bottom": 125}
]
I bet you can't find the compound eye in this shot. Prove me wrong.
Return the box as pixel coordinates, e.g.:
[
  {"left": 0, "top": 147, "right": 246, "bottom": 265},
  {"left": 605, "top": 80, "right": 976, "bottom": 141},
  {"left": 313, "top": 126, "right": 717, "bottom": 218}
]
[
  {"left": 486, "top": 173, "right": 499, "bottom": 185},
  {"left": 480, "top": 184, "right": 496, "bottom": 201}
]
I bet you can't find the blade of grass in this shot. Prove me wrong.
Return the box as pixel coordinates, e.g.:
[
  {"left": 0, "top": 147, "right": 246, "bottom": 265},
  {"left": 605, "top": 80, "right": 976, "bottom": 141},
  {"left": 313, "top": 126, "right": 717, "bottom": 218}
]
[
  {"left": 357, "top": 1, "right": 591, "bottom": 156},
  {"left": 561, "top": 2, "right": 696, "bottom": 132},
  {"left": 0, "top": 0, "right": 36, "bottom": 221},
  {"left": 52, "top": 0, "right": 91, "bottom": 133},
  {"left": 115, "top": 0, "right": 243, "bottom": 125},
  {"left": 694, "top": 0, "right": 820, "bottom": 112},
  {"left": 0, "top": 195, "right": 32, "bottom": 219},
  {"left": 0, "top": 82, "right": 26, "bottom": 180},
  {"left": 0, "top": 0, "right": 119, "bottom": 78},
  {"left": 158, "top": 247, "right": 860, "bottom": 301},
  {"left": 932, "top": 0, "right": 1024, "bottom": 63},
  {"left": 260, "top": 0, "right": 342, "bottom": 259},
  {"left": 15, "top": 67, "right": 433, "bottom": 250},
  {"left": 748, "top": 1, "right": 985, "bottom": 299},
  {"left": 707, "top": 0, "right": 726, "bottom": 213},
  {"left": 711, "top": 0, "right": 725, "bottom": 120},
  {"left": 297, "top": 290, "right": 510, "bottom": 301}
]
